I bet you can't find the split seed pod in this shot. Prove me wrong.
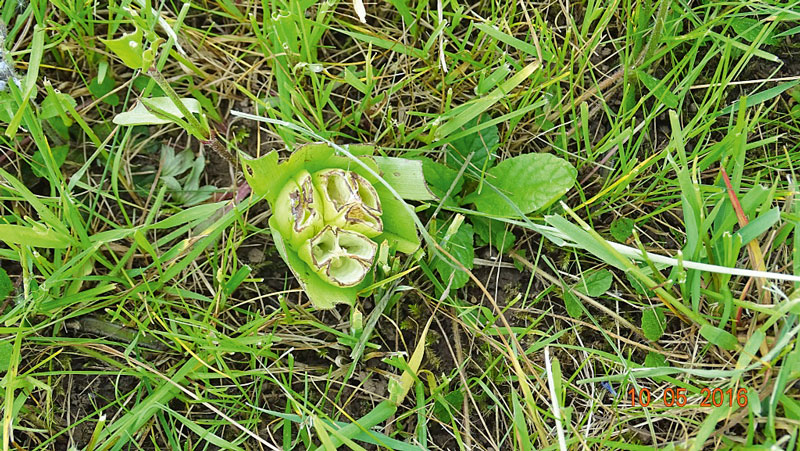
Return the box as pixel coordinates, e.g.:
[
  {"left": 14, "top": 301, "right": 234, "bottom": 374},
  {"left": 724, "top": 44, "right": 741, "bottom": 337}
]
[
  {"left": 273, "top": 170, "right": 324, "bottom": 247},
  {"left": 313, "top": 169, "right": 382, "bottom": 238},
  {"left": 298, "top": 225, "right": 377, "bottom": 287},
  {"left": 241, "top": 143, "right": 434, "bottom": 309}
]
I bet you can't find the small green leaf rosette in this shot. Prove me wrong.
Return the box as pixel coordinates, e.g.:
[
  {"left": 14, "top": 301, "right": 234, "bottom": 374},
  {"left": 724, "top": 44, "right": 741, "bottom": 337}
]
[{"left": 242, "top": 143, "right": 433, "bottom": 309}]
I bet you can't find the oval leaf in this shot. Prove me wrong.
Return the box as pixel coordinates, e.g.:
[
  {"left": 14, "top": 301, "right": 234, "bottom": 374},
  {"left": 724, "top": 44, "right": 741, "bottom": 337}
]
[
  {"left": 466, "top": 153, "right": 576, "bottom": 217},
  {"left": 641, "top": 307, "right": 666, "bottom": 341},
  {"left": 432, "top": 221, "right": 474, "bottom": 290},
  {"left": 576, "top": 269, "right": 612, "bottom": 297},
  {"left": 699, "top": 324, "right": 738, "bottom": 351},
  {"left": 101, "top": 28, "right": 145, "bottom": 70}
]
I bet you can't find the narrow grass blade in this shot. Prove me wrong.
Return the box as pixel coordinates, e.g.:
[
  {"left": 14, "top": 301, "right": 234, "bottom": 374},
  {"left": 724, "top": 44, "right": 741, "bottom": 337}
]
[
  {"left": 5, "top": 25, "right": 43, "bottom": 137},
  {"left": 435, "top": 62, "right": 539, "bottom": 140}
]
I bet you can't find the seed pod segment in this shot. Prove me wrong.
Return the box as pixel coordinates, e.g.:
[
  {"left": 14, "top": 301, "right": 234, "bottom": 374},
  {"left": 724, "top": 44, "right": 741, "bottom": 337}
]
[
  {"left": 313, "top": 169, "right": 383, "bottom": 237},
  {"left": 298, "top": 225, "right": 377, "bottom": 287},
  {"left": 273, "top": 170, "right": 325, "bottom": 247}
]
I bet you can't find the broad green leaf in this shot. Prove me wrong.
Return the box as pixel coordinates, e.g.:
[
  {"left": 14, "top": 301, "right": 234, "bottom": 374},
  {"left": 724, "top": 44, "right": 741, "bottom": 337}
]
[
  {"left": 575, "top": 269, "right": 612, "bottom": 297},
  {"left": 0, "top": 101, "right": 15, "bottom": 122},
  {"left": 0, "top": 341, "right": 11, "bottom": 372},
  {"left": 101, "top": 28, "right": 145, "bottom": 70},
  {"left": 467, "top": 153, "right": 577, "bottom": 217},
  {"left": 472, "top": 216, "right": 516, "bottom": 254},
  {"left": 637, "top": 71, "right": 679, "bottom": 109},
  {"left": 0, "top": 224, "right": 72, "bottom": 248},
  {"left": 240, "top": 150, "right": 281, "bottom": 202},
  {"left": 432, "top": 221, "right": 474, "bottom": 290},
  {"left": 610, "top": 217, "right": 634, "bottom": 242},
  {"left": 563, "top": 291, "right": 583, "bottom": 319},
  {"left": 419, "top": 157, "right": 463, "bottom": 205},
  {"left": 133, "top": 75, "right": 165, "bottom": 96},
  {"left": 113, "top": 97, "right": 201, "bottom": 126},
  {"left": 564, "top": 270, "right": 611, "bottom": 319},
  {"left": 731, "top": 17, "right": 777, "bottom": 45},
  {"left": 433, "top": 390, "right": 464, "bottom": 423},
  {"left": 376, "top": 185, "right": 421, "bottom": 254},
  {"left": 699, "top": 324, "right": 738, "bottom": 351},
  {"left": 373, "top": 156, "right": 435, "bottom": 201},
  {"left": 39, "top": 92, "right": 77, "bottom": 122},
  {"left": 626, "top": 269, "right": 655, "bottom": 296},
  {"left": 0, "top": 267, "right": 11, "bottom": 300},
  {"left": 88, "top": 75, "right": 120, "bottom": 106},
  {"left": 31, "top": 144, "right": 68, "bottom": 178},
  {"left": 444, "top": 114, "right": 499, "bottom": 170},
  {"left": 641, "top": 307, "right": 666, "bottom": 341},
  {"left": 644, "top": 352, "right": 667, "bottom": 368}
]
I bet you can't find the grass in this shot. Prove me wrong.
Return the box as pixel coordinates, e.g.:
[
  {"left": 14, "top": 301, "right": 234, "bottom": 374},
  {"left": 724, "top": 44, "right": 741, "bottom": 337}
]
[{"left": 2, "top": 0, "right": 800, "bottom": 449}]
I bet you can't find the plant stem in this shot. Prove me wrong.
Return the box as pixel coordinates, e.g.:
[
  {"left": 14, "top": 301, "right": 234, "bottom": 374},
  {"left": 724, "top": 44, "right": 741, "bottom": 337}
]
[
  {"left": 147, "top": 66, "right": 238, "bottom": 169},
  {"left": 147, "top": 66, "right": 206, "bottom": 136},
  {"left": 203, "top": 129, "right": 238, "bottom": 167}
]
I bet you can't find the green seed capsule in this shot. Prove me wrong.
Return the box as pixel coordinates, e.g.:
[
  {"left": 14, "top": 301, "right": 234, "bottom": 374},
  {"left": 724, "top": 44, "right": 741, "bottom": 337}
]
[
  {"left": 298, "top": 225, "right": 377, "bottom": 287},
  {"left": 312, "top": 169, "right": 383, "bottom": 237},
  {"left": 273, "top": 170, "right": 325, "bottom": 248}
]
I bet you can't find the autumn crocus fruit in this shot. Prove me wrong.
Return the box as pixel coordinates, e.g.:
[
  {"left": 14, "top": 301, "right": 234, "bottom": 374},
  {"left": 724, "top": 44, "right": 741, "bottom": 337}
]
[
  {"left": 313, "top": 169, "right": 383, "bottom": 237},
  {"left": 273, "top": 170, "right": 324, "bottom": 247},
  {"left": 298, "top": 225, "right": 378, "bottom": 287},
  {"left": 242, "top": 143, "right": 433, "bottom": 308}
]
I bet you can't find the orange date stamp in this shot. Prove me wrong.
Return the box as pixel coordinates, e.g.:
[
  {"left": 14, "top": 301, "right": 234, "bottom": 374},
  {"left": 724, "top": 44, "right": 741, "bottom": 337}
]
[{"left": 627, "top": 387, "right": 748, "bottom": 407}]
